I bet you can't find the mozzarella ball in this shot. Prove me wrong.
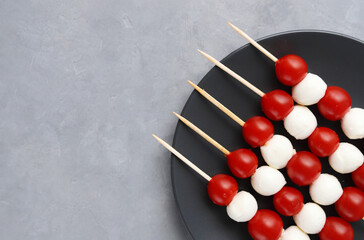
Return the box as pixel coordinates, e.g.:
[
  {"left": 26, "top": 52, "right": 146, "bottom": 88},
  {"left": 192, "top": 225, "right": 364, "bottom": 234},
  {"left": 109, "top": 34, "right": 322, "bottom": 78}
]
[
  {"left": 329, "top": 142, "right": 364, "bottom": 174},
  {"left": 293, "top": 202, "right": 326, "bottom": 234},
  {"left": 342, "top": 108, "right": 364, "bottom": 139},
  {"left": 280, "top": 226, "right": 310, "bottom": 240},
  {"left": 260, "top": 135, "right": 295, "bottom": 169},
  {"left": 251, "top": 166, "right": 286, "bottom": 196},
  {"left": 226, "top": 191, "right": 258, "bottom": 222},
  {"left": 292, "top": 73, "right": 327, "bottom": 106},
  {"left": 309, "top": 174, "right": 343, "bottom": 205},
  {"left": 284, "top": 105, "right": 317, "bottom": 140}
]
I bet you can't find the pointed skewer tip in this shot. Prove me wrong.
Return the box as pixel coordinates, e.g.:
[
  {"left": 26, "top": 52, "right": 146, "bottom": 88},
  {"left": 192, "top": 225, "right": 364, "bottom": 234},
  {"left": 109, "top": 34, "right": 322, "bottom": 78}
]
[
  {"left": 196, "top": 46, "right": 265, "bottom": 97},
  {"left": 152, "top": 132, "right": 212, "bottom": 181},
  {"left": 174, "top": 112, "right": 186, "bottom": 122},
  {"left": 227, "top": 24, "right": 278, "bottom": 62},
  {"left": 197, "top": 49, "right": 206, "bottom": 55},
  {"left": 152, "top": 134, "right": 159, "bottom": 141},
  {"left": 152, "top": 134, "right": 165, "bottom": 144},
  {"left": 197, "top": 49, "right": 210, "bottom": 58},
  {"left": 228, "top": 22, "right": 238, "bottom": 30},
  {"left": 187, "top": 80, "right": 197, "bottom": 88}
]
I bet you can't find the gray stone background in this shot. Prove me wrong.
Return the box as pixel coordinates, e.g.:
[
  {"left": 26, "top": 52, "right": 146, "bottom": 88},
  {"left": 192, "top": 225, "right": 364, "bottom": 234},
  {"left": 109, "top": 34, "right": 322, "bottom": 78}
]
[{"left": 0, "top": 0, "right": 363, "bottom": 239}]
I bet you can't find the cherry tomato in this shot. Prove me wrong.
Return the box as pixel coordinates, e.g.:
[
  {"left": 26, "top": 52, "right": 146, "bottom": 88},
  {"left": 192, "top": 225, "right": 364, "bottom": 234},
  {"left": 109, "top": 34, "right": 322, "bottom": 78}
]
[
  {"left": 261, "top": 90, "right": 294, "bottom": 121},
  {"left": 308, "top": 127, "right": 339, "bottom": 157},
  {"left": 248, "top": 209, "right": 283, "bottom": 240},
  {"left": 318, "top": 86, "right": 351, "bottom": 121},
  {"left": 208, "top": 174, "right": 238, "bottom": 206},
  {"left": 243, "top": 116, "right": 274, "bottom": 148},
  {"left": 319, "top": 217, "right": 354, "bottom": 240},
  {"left": 226, "top": 149, "right": 258, "bottom": 178},
  {"left": 275, "top": 55, "right": 308, "bottom": 86},
  {"left": 273, "top": 186, "right": 304, "bottom": 216},
  {"left": 286, "top": 151, "right": 321, "bottom": 186},
  {"left": 335, "top": 187, "right": 364, "bottom": 222},
  {"left": 352, "top": 164, "right": 364, "bottom": 191}
]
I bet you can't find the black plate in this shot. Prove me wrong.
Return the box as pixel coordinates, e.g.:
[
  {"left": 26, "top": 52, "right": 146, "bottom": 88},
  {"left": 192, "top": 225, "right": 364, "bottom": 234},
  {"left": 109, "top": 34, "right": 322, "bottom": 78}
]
[{"left": 171, "top": 31, "right": 364, "bottom": 240}]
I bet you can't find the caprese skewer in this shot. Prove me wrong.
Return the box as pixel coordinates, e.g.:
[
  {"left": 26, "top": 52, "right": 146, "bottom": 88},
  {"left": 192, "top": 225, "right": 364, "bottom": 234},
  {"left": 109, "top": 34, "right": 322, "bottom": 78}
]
[{"left": 152, "top": 134, "right": 284, "bottom": 240}]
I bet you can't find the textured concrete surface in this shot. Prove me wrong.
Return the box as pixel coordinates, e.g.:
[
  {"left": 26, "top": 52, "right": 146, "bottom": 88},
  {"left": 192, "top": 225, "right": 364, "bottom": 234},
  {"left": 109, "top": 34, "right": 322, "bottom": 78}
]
[{"left": 0, "top": 0, "right": 363, "bottom": 239}]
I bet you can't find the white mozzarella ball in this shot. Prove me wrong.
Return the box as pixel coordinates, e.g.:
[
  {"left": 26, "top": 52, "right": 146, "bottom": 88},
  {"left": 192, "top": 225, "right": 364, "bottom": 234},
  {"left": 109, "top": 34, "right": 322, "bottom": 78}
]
[
  {"left": 293, "top": 202, "right": 326, "bottom": 234},
  {"left": 342, "top": 108, "right": 364, "bottom": 139},
  {"left": 309, "top": 174, "right": 343, "bottom": 206},
  {"left": 260, "top": 135, "right": 295, "bottom": 169},
  {"left": 251, "top": 166, "right": 286, "bottom": 196},
  {"left": 329, "top": 142, "right": 364, "bottom": 174},
  {"left": 292, "top": 73, "right": 327, "bottom": 106},
  {"left": 226, "top": 191, "right": 258, "bottom": 222},
  {"left": 280, "top": 226, "right": 310, "bottom": 240},
  {"left": 283, "top": 105, "right": 317, "bottom": 140}
]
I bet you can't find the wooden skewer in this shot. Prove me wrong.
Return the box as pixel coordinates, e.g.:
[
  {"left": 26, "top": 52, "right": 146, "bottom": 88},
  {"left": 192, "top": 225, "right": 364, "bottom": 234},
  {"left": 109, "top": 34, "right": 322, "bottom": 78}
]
[
  {"left": 173, "top": 112, "right": 230, "bottom": 156},
  {"left": 228, "top": 22, "right": 278, "bottom": 63},
  {"left": 187, "top": 80, "right": 246, "bottom": 127},
  {"left": 152, "top": 134, "right": 212, "bottom": 181},
  {"left": 197, "top": 49, "right": 265, "bottom": 97}
]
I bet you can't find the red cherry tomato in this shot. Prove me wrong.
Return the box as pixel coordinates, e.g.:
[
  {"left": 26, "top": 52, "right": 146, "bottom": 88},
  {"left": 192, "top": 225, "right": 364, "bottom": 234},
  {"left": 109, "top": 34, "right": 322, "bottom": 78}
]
[
  {"left": 261, "top": 90, "right": 294, "bottom": 121},
  {"left": 318, "top": 86, "right": 352, "bottom": 121},
  {"left": 308, "top": 127, "right": 339, "bottom": 157},
  {"left": 319, "top": 217, "right": 354, "bottom": 240},
  {"left": 335, "top": 187, "right": 364, "bottom": 222},
  {"left": 286, "top": 151, "right": 321, "bottom": 186},
  {"left": 226, "top": 149, "right": 258, "bottom": 178},
  {"left": 275, "top": 55, "right": 308, "bottom": 86},
  {"left": 273, "top": 186, "right": 303, "bottom": 216},
  {"left": 352, "top": 164, "right": 364, "bottom": 191},
  {"left": 242, "top": 116, "right": 274, "bottom": 148},
  {"left": 207, "top": 174, "right": 238, "bottom": 206},
  {"left": 248, "top": 209, "right": 283, "bottom": 240}
]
